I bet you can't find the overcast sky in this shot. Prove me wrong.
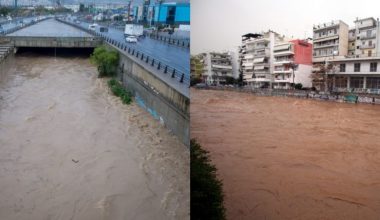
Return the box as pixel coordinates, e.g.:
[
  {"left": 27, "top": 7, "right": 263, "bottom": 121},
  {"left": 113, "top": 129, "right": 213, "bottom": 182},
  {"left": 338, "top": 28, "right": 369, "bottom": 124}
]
[{"left": 191, "top": 0, "right": 380, "bottom": 54}]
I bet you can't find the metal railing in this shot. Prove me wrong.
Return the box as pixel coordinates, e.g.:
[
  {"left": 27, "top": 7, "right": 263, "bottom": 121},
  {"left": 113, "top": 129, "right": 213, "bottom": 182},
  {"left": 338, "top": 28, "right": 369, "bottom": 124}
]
[
  {"left": 144, "top": 32, "right": 190, "bottom": 49},
  {"left": 56, "top": 18, "right": 190, "bottom": 86}
]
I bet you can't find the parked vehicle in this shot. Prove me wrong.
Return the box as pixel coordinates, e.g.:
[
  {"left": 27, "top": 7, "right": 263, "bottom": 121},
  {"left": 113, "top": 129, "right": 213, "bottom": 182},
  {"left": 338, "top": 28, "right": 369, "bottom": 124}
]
[
  {"left": 99, "top": 27, "right": 108, "bottom": 32},
  {"left": 125, "top": 35, "right": 138, "bottom": 43},
  {"left": 124, "top": 24, "right": 143, "bottom": 37},
  {"left": 88, "top": 23, "right": 98, "bottom": 31}
]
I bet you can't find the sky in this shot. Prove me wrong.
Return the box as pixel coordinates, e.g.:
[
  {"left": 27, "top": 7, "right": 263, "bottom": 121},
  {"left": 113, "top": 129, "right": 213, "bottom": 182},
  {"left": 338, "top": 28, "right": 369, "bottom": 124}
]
[{"left": 191, "top": 0, "right": 380, "bottom": 54}]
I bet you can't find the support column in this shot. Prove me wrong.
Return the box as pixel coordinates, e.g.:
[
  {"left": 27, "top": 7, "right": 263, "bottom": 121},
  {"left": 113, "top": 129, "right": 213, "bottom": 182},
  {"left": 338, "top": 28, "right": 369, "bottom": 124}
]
[
  {"left": 347, "top": 76, "right": 351, "bottom": 90},
  {"left": 333, "top": 76, "right": 336, "bottom": 90},
  {"left": 363, "top": 76, "right": 367, "bottom": 89}
]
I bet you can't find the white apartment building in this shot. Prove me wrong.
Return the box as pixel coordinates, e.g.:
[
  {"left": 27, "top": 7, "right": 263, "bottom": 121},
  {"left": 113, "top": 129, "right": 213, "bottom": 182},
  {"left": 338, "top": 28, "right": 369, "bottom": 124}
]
[
  {"left": 239, "top": 31, "right": 285, "bottom": 88},
  {"left": 204, "top": 52, "right": 234, "bottom": 85},
  {"left": 239, "top": 31, "right": 313, "bottom": 89}
]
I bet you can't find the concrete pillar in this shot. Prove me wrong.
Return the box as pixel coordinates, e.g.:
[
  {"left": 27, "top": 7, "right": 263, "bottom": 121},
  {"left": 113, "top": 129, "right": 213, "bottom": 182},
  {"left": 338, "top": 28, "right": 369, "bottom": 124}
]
[
  {"left": 347, "top": 76, "right": 351, "bottom": 89},
  {"left": 363, "top": 76, "right": 367, "bottom": 89},
  {"left": 333, "top": 76, "right": 336, "bottom": 90}
]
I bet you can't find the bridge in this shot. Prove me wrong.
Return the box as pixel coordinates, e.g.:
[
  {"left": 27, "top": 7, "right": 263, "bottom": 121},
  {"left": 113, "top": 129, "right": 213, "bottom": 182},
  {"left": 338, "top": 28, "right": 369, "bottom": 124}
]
[{"left": 0, "top": 17, "right": 190, "bottom": 145}]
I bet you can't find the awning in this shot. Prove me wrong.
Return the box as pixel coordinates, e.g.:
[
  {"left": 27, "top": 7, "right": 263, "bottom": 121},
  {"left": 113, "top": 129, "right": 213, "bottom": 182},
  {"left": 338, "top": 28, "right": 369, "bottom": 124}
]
[
  {"left": 274, "top": 44, "right": 290, "bottom": 51},
  {"left": 242, "top": 62, "right": 254, "bottom": 67},
  {"left": 253, "top": 57, "right": 265, "bottom": 63},
  {"left": 254, "top": 66, "right": 265, "bottom": 70},
  {"left": 244, "top": 54, "right": 254, "bottom": 59},
  {"left": 212, "top": 64, "right": 233, "bottom": 70}
]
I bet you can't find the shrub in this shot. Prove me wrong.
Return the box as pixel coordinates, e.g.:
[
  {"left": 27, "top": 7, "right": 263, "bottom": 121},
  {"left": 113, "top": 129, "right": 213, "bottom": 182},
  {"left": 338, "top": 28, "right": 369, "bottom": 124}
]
[
  {"left": 90, "top": 46, "right": 119, "bottom": 78},
  {"left": 107, "top": 78, "right": 132, "bottom": 105},
  {"left": 191, "top": 139, "right": 226, "bottom": 220},
  {"left": 295, "top": 83, "right": 303, "bottom": 90}
]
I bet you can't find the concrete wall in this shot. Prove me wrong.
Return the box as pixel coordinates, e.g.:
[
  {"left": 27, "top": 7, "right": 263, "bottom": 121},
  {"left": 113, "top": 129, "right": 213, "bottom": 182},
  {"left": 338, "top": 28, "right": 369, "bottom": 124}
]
[
  {"left": 106, "top": 44, "right": 190, "bottom": 146},
  {"left": 1, "top": 36, "right": 102, "bottom": 48},
  {"left": 0, "top": 51, "right": 14, "bottom": 83}
]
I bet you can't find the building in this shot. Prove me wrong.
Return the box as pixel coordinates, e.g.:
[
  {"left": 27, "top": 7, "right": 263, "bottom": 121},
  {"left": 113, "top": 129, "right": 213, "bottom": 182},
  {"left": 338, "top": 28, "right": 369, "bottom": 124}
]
[
  {"left": 273, "top": 40, "right": 313, "bottom": 89},
  {"left": 203, "top": 52, "right": 234, "bottom": 85},
  {"left": 316, "top": 17, "right": 380, "bottom": 94},
  {"left": 312, "top": 20, "right": 349, "bottom": 91},
  {"left": 190, "top": 53, "right": 207, "bottom": 84},
  {"left": 132, "top": 2, "right": 190, "bottom": 25},
  {"left": 239, "top": 31, "right": 312, "bottom": 89}
]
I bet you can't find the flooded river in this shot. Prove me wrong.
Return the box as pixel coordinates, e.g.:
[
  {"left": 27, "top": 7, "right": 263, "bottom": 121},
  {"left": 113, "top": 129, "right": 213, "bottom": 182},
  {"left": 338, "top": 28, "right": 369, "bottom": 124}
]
[
  {"left": 0, "top": 51, "right": 189, "bottom": 220},
  {"left": 191, "top": 89, "right": 380, "bottom": 220}
]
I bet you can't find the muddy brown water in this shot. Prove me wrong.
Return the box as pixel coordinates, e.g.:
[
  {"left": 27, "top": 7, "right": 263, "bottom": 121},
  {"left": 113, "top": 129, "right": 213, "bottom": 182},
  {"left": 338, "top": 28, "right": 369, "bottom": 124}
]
[
  {"left": 0, "top": 52, "right": 189, "bottom": 220},
  {"left": 191, "top": 88, "right": 380, "bottom": 220}
]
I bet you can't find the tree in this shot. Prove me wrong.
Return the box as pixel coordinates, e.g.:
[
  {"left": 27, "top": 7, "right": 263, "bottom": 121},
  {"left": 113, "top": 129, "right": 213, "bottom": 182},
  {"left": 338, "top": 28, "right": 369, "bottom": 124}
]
[
  {"left": 90, "top": 46, "right": 119, "bottom": 78},
  {"left": 310, "top": 62, "right": 334, "bottom": 92}
]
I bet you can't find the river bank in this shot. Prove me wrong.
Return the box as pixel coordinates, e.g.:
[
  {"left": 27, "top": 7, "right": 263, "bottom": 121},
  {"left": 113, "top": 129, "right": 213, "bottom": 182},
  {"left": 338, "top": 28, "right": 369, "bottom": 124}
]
[
  {"left": 0, "top": 53, "right": 189, "bottom": 220},
  {"left": 191, "top": 88, "right": 380, "bottom": 220}
]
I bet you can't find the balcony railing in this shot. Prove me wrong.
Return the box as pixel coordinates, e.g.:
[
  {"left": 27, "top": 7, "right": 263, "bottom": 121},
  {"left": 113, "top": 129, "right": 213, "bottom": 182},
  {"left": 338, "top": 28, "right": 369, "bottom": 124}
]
[
  {"left": 359, "top": 32, "right": 376, "bottom": 40},
  {"left": 360, "top": 44, "right": 376, "bottom": 49}
]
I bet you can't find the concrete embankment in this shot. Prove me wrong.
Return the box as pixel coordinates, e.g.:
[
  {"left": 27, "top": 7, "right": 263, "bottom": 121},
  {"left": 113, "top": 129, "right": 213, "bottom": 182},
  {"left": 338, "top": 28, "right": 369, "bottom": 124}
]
[
  {"left": 106, "top": 43, "right": 190, "bottom": 146},
  {"left": 196, "top": 86, "right": 380, "bottom": 105},
  {"left": 0, "top": 43, "right": 14, "bottom": 80}
]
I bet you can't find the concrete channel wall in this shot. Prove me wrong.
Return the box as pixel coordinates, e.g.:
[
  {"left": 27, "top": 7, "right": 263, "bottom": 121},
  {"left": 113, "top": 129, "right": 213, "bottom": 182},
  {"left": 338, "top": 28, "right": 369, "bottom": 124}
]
[
  {"left": 3, "top": 36, "right": 103, "bottom": 48},
  {"left": 0, "top": 45, "right": 14, "bottom": 82},
  {"left": 106, "top": 43, "right": 190, "bottom": 146}
]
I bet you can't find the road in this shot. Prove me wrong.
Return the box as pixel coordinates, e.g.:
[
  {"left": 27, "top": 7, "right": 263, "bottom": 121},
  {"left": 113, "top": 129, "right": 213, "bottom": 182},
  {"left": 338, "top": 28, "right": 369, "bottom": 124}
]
[{"left": 77, "top": 20, "right": 190, "bottom": 75}]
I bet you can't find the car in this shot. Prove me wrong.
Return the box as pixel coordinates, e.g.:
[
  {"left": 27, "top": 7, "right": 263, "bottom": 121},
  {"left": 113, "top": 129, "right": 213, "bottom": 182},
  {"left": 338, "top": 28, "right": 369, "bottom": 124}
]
[
  {"left": 125, "top": 35, "right": 138, "bottom": 43},
  {"left": 75, "top": 20, "right": 81, "bottom": 24},
  {"left": 88, "top": 23, "right": 98, "bottom": 31}
]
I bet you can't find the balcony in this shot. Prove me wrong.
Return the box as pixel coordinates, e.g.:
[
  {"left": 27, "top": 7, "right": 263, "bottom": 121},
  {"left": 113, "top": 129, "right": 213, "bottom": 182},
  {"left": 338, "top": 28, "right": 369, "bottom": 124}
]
[
  {"left": 357, "top": 21, "right": 376, "bottom": 30},
  {"left": 360, "top": 44, "right": 376, "bottom": 49},
  {"left": 274, "top": 59, "right": 294, "bottom": 65},
  {"left": 313, "top": 42, "right": 339, "bottom": 49},
  {"left": 360, "top": 32, "right": 376, "bottom": 40},
  {"left": 273, "top": 69, "right": 292, "bottom": 74}
]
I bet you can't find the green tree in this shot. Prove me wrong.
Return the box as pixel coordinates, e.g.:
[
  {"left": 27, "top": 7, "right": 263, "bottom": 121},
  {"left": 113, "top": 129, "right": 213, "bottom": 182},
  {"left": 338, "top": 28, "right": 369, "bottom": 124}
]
[
  {"left": 90, "top": 46, "right": 119, "bottom": 78},
  {"left": 191, "top": 139, "right": 226, "bottom": 220}
]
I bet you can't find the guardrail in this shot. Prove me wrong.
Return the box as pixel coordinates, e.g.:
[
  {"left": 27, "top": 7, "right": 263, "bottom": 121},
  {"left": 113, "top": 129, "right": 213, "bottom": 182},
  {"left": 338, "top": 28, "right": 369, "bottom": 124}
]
[
  {"left": 0, "top": 17, "right": 51, "bottom": 36},
  {"left": 56, "top": 18, "right": 190, "bottom": 86},
  {"left": 144, "top": 32, "right": 190, "bottom": 49}
]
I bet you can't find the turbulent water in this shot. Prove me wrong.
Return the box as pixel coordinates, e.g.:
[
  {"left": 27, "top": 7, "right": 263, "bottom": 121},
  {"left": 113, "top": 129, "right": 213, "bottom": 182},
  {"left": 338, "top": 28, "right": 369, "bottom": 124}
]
[
  {"left": 191, "top": 89, "right": 380, "bottom": 220},
  {"left": 0, "top": 52, "right": 189, "bottom": 220}
]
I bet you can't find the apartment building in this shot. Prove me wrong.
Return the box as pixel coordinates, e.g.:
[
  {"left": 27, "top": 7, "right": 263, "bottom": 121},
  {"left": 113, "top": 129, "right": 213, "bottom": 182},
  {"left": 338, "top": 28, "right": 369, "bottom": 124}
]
[
  {"left": 190, "top": 53, "right": 207, "bottom": 83},
  {"left": 312, "top": 20, "right": 349, "bottom": 90},
  {"left": 273, "top": 40, "right": 313, "bottom": 89},
  {"left": 204, "top": 52, "right": 234, "bottom": 85},
  {"left": 239, "top": 31, "right": 313, "bottom": 89},
  {"left": 239, "top": 31, "right": 286, "bottom": 88},
  {"left": 324, "top": 17, "right": 380, "bottom": 93}
]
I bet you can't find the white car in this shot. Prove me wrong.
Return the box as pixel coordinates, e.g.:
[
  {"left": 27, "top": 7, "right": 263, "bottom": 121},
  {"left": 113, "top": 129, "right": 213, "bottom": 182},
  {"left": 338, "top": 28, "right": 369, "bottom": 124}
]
[
  {"left": 88, "top": 23, "right": 98, "bottom": 31},
  {"left": 125, "top": 36, "right": 138, "bottom": 43}
]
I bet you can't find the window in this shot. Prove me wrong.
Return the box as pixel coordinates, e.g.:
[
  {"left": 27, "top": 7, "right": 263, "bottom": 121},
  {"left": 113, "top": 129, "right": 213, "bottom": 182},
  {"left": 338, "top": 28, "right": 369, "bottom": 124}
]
[
  {"left": 368, "top": 50, "right": 372, "bottom": 57},
  {"left": 357, "top": 46, "right": 360, "bottom": 49},
  {"left": 340, "top": 64, "right": 346, "bottom": 72},
  {"left": 369, "top": 40, "right": 372, "bottom": 46},
  {"left": 334, "top": 29, "right": 337, "bottom": 34},
  {"left": 367, "top": 30, "right": 372, "bottom": 37},
  {"left": 352, "top": 43, "right": 355, "bottom": 46},
  {"left": 354, "top": 63, "right": 361, "bottom": 72},
  {"left": 350, "top": 77, "right": 364, "bottom": 88},
  {"left": 335, "top": 76, "right": 347, "bottom": 88},
  {"left": 357, "top": 36, "right": 360, "bottom": 40},
  {"left": 370, "top": 62, "right": 377, "bottom": 72},
  {"left": 367, "top": 77, "right": 380, "bottom": 89}
]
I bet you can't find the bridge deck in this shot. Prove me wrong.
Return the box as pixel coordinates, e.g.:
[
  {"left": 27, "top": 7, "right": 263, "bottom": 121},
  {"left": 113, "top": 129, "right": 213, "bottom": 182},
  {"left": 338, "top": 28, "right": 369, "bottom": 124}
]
[{"left": 7, "top": 19, "right": 92, "bottom": 37}]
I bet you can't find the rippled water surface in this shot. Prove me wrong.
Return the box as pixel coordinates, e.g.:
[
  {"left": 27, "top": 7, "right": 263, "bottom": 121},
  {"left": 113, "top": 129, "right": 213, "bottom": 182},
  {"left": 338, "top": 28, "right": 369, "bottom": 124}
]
[
  {"left": 0, "top": 52, "right": 189, "bottom": 220},
  {"left": 191, "top": 89, "right": 380, "bottom": 220}
]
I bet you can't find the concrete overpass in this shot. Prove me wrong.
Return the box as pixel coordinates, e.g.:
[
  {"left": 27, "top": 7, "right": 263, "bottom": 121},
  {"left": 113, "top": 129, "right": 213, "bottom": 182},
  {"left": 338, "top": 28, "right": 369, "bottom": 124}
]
[{"left": 0, "top": 17, "right": 190, "bottom": 145}]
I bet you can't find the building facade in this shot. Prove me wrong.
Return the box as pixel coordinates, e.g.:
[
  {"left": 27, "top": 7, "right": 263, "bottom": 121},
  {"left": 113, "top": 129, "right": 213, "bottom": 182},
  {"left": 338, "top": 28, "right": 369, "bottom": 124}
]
[
  {"left": 312, "top": 20, "right": 349, "bottom": 91},
  {"left": 239, "top": 31, "right": 312, "bottom": 89},
  {"left": 204, "top": 52, "right": 234, "bottom": 85},
  {"left": 315, "top": 17, "right": 380, "bottom": 94}
]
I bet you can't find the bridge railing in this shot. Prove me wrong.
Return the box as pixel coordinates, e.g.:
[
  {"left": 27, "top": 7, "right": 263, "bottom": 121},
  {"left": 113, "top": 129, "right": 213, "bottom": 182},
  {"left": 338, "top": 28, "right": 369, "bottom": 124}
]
[
  {"left": 144, "top": 31, "right": 190, "bottom": 49},
  {"left": 56, "top": 17, "right": 190, "bottom": 86}
]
